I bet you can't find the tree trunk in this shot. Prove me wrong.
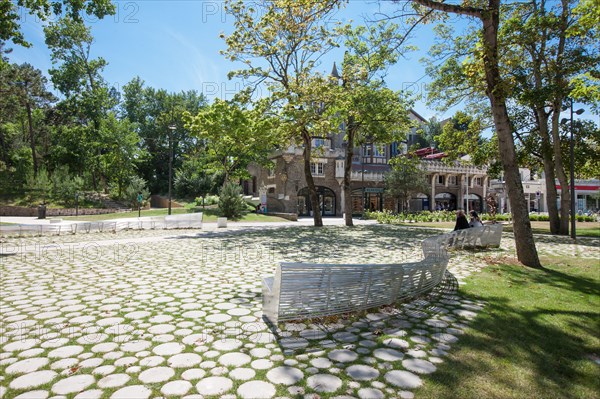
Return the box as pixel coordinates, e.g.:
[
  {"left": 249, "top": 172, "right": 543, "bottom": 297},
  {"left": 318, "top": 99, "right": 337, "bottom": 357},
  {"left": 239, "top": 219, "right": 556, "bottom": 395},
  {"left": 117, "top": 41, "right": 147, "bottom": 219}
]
[
  {"left": 343, "top": 123, "right": 356, "bottom": 227},
  {"left": 480, "top": 2, "right": 541, "bottom": 267},
  {"left": 551, "top": 103, "right": 570, "bottom": 235},
  {"left": 26, "top": 102, "right": 38, "bottom": 178},
  {"left": 536, "top": 108, "right": 560, "bottom": 234},
  {"left": 302, "top": 130, "right": 323, "bottom": 227}
]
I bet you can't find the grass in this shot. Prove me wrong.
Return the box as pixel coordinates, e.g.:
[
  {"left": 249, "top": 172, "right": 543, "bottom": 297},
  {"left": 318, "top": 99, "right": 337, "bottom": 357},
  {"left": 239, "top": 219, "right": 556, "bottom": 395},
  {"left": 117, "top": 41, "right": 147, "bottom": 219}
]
[
  {"left": 394, "top": 220, "right": 600, "bottom": 237},
  {"left": 61, "top": 206, "right": 290, "bottom": 223},
  {"left": 416, "top": 255, "right": 600, "bottom": 399}
]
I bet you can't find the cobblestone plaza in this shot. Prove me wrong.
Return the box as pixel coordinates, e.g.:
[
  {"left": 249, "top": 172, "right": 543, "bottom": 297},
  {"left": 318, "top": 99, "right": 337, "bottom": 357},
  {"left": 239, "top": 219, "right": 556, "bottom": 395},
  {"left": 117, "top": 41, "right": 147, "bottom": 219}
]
[{"left": 1, "top": 224, "right": 598, "bottom": 398}]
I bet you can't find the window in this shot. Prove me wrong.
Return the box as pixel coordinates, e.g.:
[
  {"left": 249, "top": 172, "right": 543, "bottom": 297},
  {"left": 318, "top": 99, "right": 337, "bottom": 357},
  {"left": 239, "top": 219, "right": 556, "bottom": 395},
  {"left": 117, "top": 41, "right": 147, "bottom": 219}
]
[
  {"left": 374, "top": 146, "right": 386, "bottom": 157},
  {"left": 312, "top": 138, "right": 330, "bottom": 148},
  {"left": 310, "top": 162, "right": 324, "bottom": 176},
  {"left": 268, "top": 187, "right": 275, "bottom": 194},
  {"left": 448, "top": 176, "right": 457, "bottom": 185},
  {"left": 475, "top": 177, "right": 482, "bottom": 186},
  {"left": 437, "top": 175, "right": 445, "bottom": 185},
  {"left": 267, "top": 169, "right": 275, "bottom": 178},
  {"left": 364, "top": 145, "right": 372, "bottom": 156}
]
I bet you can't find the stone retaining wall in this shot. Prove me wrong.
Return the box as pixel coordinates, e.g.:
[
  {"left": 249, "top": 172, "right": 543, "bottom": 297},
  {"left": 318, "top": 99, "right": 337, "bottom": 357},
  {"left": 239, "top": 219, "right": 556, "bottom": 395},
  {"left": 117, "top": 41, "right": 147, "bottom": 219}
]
[
  {"left": 266, "top": 212, "right": 298, "bottom": 221},
  {"left": 0, "top": 206, "right": 131, "bottom": 217}
]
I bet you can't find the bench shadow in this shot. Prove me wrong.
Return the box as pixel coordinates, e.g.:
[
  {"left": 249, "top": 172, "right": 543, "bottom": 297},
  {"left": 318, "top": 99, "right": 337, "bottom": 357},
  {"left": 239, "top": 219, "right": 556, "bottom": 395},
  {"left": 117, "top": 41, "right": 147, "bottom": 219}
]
[{"left": 264, "top": 270, "right": 460, "bottom": 354}]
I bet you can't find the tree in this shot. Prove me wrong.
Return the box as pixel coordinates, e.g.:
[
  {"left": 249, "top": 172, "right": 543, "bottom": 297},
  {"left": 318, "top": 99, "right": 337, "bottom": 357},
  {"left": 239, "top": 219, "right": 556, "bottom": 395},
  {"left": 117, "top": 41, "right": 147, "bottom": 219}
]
[
  {"left": 222, "top": 0, "right": 344, "bottom": 227},
  {"left": 44, "top": 17, "right": 118, "bottom": 190},
  {"left": 10, "top": 63, "right": 56, "bottom": 177},
  {"left": 2, "top": 0, "right": 115, "bottom": 47},
  {"left": 385, "top": 156, "right": 429, "bottom": 212},
  {"left": 328, "top": 22, "right": 413, "bottom": 226},
  {"left": 185, "top": 99, "right": 278, "bottom": 185},
  {"left": 121, "top": 77, "right": 207, "bottom": 193},
  {"left": 409, "top": 0, "right": 541, "bottom": 267},
  {"left": 218, "top": 182, "right": 247, "bottom": 219}
]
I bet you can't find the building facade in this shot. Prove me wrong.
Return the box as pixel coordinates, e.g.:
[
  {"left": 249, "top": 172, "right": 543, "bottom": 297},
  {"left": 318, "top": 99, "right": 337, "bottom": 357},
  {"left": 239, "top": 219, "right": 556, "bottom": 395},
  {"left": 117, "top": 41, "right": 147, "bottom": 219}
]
[{"left": 245, "top": 110, "right": 491, "bottom": 216}]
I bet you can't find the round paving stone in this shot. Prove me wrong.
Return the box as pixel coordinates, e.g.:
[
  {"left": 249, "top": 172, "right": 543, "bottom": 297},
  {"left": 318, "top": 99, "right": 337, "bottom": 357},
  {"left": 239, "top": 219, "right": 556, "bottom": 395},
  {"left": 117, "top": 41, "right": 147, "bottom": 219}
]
[
  {"left": 310, "top": 358, "right": 332, "bottom": 369},
  {"left": 148, "top": 324, "right": 176, "bottom": 334},
  {"left": 384, "top": 338, "right": 409, "bottom": 349},
  {"left": 48, "top": 346, "right": 84, "bottom": 359},
  {"left": 299, "top": 330, "right": 328, "bottom": 340},
  {"left": 402, "top": 359, "right": 437, "bottom": 374},
  {"left": 384, "top": 370, "right": 423, "bottom": 389},
  {"left": 120, "top": 340, "right": 151, "bottom": 352},
  {"left": 205, "top": 314, "right": 231, "bottom": 323},
  {"left": 373, "top": 348, "right": 404, "bottom": 362},
  {"left": 219, "top": 352, "right": 251, "bottom": 367},
  {"left": 98, "top": 373, "right": 130, "bottom": 388},
  {"left": 230, "top": 368, "right": 255, "bottom": 381},
  {"left": 93, "top": 365, "right": 116, "bottom": 376},
  {"left": 10, "top": 370, "right": 57, "bottom": 390},
  {"left": 74, "top": 389, "right": 104, "bottom": 399},
  {"left": 266, "top": 366, "right": 303, "bottom": 385},
  {"left": 153, "top": 343, "right": 184, "bottom": 356},
  {"left": 345, "top": 365, "right": 379, "bottom": 381},
  {"left": 4, "top": 339, "right": 38, "bottom": 352},
  {"left": 52, "top": 375, "right": 95, "bottom": 395},
  {"left": 13, "top": 391, "right": 49, "bottom": 399},
  {"left": 182, "top": 368, "right": 206, "bottom": 381},
  {"left": 237, "top": 381, "right": 276, "bottom": 399},
  {"left": 212, "top": 338, "right": 242, "bottom": 351},
  {"left": 249, "top": 348, "right": 271, "bottom": 358},
  {"left": 306, "top": 374, "right": 342, "bottom": 393},
  {"left": 6, "top": 357, "right": 49, "bottom": 374},
  {"left": 138, "top": 366, "right": 175, "bottom": 383},
  {"left": 18, "top": 348, "right": 45, "bottom": 358},
  {"left": 358, "top": 388, "right": 384, "bottom": 399},
  {"left": 251, "top": 359, "right": 273, "bottom": 369},
  {"left": 92, "top": 342, "right": 118, "bottom": 353},
  {"left": 196, "top": 376, "right": 233, "bottom": 396},
  {"left": 168, "top": 353, "right": 202, "bottom": 368},
  {"left": 161, "top": 380, "right": 192, "bottom": 396},
  {"left": 279, "top": 337, "right": 308, "bottom": 350},
  {"left": 431, "top": 333, "right": 459, "bottom": 344},
  {"left": 79, "top": 358, "right": 103, "bottom": 369},
  {"left": 110, "top": 385, "right": 152, "bottom": 399},
  {"left": 327, "top": 349, "right": 358, "bottom": 363}
]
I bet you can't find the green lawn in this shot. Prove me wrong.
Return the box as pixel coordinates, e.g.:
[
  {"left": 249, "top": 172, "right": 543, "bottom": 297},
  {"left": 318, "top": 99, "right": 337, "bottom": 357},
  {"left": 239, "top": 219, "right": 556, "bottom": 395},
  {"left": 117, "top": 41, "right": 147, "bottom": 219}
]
[
  {"left": 416, "top": 255, "right": 600, "bottom": 399},
  {"left": 394, "top": 220, "right": 600, "bottom": 237},
  {"left": 61, "top": 207, "right": 290, "bottom": 223}
]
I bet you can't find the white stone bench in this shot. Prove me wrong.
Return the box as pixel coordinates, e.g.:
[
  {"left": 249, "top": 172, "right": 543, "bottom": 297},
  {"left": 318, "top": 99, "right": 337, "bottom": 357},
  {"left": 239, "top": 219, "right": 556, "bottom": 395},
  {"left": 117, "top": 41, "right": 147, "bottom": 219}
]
[
  {"left": 164, "top": 212, "right": 203, "bottom": 229},
  {"left": 449, "top": 224, "right": 503, "bottom": 249},
  {"left": 262, "top": 233, "right": 451, "bottom": 325}
]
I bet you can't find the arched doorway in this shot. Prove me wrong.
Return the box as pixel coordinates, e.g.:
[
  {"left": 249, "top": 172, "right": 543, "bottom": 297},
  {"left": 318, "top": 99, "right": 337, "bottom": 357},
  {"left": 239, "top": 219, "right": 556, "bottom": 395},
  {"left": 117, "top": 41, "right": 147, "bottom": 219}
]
[
  {"left": 464, "top": 193, "right": 482, "bottom": 213},
  {"left": 435, "top": 193, "right": 457, "bottom": 211},
  {"left": 297, "top": 186, "right": 336, "bottom": 216},
  {"left": 409, "top": 193, "right": 430, "bottom": 212}
]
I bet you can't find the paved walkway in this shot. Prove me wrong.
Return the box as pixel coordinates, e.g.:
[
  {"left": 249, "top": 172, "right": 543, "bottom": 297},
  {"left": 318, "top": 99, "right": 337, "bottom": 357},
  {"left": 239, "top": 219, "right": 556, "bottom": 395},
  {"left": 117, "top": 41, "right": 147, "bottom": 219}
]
[{"left": 0, "top": 223, "right": 597, "bottom": 399}]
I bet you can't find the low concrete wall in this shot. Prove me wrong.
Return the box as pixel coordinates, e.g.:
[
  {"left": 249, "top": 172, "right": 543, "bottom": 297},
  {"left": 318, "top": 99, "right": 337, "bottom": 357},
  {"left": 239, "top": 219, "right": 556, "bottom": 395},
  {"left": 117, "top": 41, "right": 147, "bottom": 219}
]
[
  {"left": 150, "top": 195, "right": 184, "bottom": 209},
  {"left": 266, "top": 212, "right": 298, "bottom": 221},
  {"left": 0, "top": 206, "right": 131, "bottom": 217}
]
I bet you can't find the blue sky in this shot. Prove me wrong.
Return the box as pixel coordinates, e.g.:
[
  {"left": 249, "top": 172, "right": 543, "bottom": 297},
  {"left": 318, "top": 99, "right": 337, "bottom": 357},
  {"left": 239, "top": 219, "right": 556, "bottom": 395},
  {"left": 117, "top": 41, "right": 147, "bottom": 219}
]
[{"left": 8, "top": 0, "right": 474, "bottom": 120}]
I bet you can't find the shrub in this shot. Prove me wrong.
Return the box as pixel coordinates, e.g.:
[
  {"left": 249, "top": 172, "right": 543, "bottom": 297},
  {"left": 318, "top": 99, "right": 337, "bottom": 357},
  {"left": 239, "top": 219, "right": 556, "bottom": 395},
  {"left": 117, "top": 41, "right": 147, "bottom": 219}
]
[
  {"left": 195, "top": 195, "right": 219, "bottom": 207},
  {"left": 51, "top": 166, "right": 84, "bottom": 207},
  {"left": 123, "top": 176, "right": 150, "bottom": 208},
  {"left": 25, "top": 168, "right": 52, "bottom": 204},
  {"left": 218, "top": 182, "right": 246, "bottom": 219}
]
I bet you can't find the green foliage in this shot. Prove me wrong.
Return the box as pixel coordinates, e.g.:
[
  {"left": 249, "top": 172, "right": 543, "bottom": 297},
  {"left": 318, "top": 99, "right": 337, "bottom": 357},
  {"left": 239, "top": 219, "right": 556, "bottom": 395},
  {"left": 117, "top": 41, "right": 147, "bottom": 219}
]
[
  {"left": 185, "top": 99, "right": 279, "bottom": 184},
  {"left": 385, "top": 156, "right": 429, "bottom": 212},
  {"left": 25, "top": 167, "right": 51, "bottom": 203},
  {"left": 365, "top": 210, "right": 517, "bottom": 224},
  {"left": 122, "top": 176, "right": 150, "bottom": 208},
  {"left": 51, "top": 166, "right": 83, "bottom": 206},
  {"left": 218, "top": 182, "right": 246, "bottom": 220},
  {"left": 195, "top": 195, "right": 219, "bottom": 207},
  {"left": 1, "top": 0, "right": 115, "bottom": 47}
]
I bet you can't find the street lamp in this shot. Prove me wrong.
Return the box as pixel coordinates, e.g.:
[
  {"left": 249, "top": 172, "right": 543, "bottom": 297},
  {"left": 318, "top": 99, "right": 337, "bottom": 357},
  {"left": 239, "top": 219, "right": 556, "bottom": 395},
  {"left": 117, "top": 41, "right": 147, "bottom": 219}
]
[
  {"left": 167, "top": 124, "right": 177, "bottom": 215},
  {"left": 561, "top": 98, "right": 584, "bottom": 240}
]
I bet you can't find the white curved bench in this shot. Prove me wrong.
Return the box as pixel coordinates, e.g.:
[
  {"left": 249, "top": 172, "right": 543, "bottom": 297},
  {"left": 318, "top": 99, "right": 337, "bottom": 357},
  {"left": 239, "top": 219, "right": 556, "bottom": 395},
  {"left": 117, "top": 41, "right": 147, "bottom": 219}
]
[
  {"left": 262, "top": 233, "right": 452, "bottom": 325},
  {"left": 449, "top": 224, "right": 503, "bottom": 249}
]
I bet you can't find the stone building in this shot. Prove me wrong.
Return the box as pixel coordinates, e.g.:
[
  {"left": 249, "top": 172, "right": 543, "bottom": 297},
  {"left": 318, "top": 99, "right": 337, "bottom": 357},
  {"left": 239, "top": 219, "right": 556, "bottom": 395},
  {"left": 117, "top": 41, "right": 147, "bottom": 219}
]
[{"left": 245, "top": 110, "right": 491, "bottom": 217}]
